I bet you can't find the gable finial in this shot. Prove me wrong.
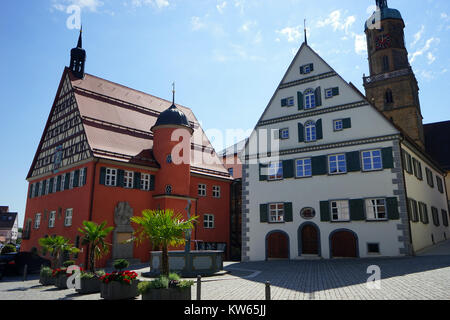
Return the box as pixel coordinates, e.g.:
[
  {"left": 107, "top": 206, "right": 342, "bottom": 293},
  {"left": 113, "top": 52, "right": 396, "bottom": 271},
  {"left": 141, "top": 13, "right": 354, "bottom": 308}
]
[
  {"left": 172, "top": 82, "right": 175, "bottom": 105},
  {"left": 304, "top": 19, "right": 308, "bottom": 45},
  {"left": 77, "top": 25, "right": 83, "bottom": 48}
]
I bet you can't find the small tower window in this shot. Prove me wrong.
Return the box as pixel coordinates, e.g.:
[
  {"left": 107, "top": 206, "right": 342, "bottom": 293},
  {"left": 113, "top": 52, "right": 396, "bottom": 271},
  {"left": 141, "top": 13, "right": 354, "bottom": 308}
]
[
  {"left": 382, "top": 56, "right": 389, "bottom": 72},
  {"left": 385, "top": 89, "right": 394, "bottom": 104}
]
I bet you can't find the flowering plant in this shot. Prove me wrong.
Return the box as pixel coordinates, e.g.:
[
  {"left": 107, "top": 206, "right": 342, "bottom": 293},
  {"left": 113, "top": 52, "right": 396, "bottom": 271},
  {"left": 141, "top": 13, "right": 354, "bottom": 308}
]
[
  {"left": 51, "top": 268, "right": 68, "bottom": 278},
  {"left": 99, "top": 271, "right": 138, "bottom": 285}
]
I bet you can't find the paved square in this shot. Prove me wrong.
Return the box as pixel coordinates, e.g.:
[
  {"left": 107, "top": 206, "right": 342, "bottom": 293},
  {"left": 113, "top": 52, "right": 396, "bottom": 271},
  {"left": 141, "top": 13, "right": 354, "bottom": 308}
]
[{"left": 1, "top": 241, "right": 450, "bottom": 300}]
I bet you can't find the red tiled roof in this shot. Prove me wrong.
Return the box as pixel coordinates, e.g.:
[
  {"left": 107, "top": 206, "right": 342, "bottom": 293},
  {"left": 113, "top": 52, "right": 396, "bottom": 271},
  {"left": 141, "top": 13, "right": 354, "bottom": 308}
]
[{"left": 69, "top": 70, "right": 230, "bottom": 179}]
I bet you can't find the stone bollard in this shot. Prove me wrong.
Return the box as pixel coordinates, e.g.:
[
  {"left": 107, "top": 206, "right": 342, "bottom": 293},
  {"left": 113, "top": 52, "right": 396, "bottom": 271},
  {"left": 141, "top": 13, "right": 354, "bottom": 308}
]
[
  {"left": 197, "top": 275, "right": 202, "bottom": 301},
  {"left": 23, "top": 265, "right": 28, "bottom": 282},
  {"left": 265, "top": 281, "right": 271, "bottom": 300}
]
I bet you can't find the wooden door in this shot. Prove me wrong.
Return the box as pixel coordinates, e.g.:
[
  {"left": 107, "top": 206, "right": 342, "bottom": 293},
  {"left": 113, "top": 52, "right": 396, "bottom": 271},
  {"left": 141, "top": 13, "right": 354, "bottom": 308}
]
[
  {"left": 302, "top": 225, "right": 318, "bottom": 254},
  {"left": 267, "top": 232, "right": 288, "bottom": 259},
  {"left": 331, "top": 231, "right": 357, "bottom": 258}
]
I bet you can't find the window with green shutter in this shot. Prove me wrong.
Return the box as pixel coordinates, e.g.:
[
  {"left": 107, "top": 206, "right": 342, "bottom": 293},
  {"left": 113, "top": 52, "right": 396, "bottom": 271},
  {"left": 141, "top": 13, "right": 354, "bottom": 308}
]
[
  {"left": 298, "top": 123, "right": 305, "bottom": 142},
  {"left": 73, "top": 170, "right": 80, "bottom": 188},
  {"left": 320, "top": 201, "right": 330, "bottom": 222},
  {"left": 346, "top": 151, "right": 361, "bottom": 172},
  {"left": 117, "top": 170, "right": 125, "bottom": 188},
  {"left": 314, "top": 87, "right": 322, "bottom": 107},
  {"left": 100, "top": 167, "right": 106, "bottom": 185},
  {"left": 349, "top": 199, "right": 365, "bottom": 221},
  {"left": 282, "top": 160, "right": 294, "bottom": 179},
  {"left": 150, "top": 175, "right": 155, "bottom": 191},
  {"left": 298, "top": 92, "right": 304, "bottom": 110},
  {"left": 312, "top": 156, "right": 327, "bottom": 176},
  {"left": 316, "top": 119, "right": 323, "bottom": 140},
  {"left": 342, "top": 118, "right": 351, "bottom": 129},
  {"left": 260, "top": 204, "right": 268, "bottom": 223},
  {"left": 284, "top": 203, "right": 293, "bottom": 222},
  {"left": 281, "top": 98, "right": 288, "bottom": 107},
  {"left": 381, "top": 147, "right": 394, "bottom": 169},
  {"left": 134, "top": 172, "right": 141, "bottom": 189},
  {"left": 386, "top": 197, "right": 399, "bottom": 220}
]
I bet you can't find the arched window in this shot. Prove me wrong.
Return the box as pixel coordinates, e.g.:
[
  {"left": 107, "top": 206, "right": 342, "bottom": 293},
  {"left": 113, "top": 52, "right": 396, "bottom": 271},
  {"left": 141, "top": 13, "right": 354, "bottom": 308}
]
[
  {"left": 385, "top": 89, "right": 394, "bottom": 104},
  {"left": 304, "top": 89, "right": 316, "bottom": 109},
  {"left": 305, "top": 121, "right": 316, "bottom": 142}
]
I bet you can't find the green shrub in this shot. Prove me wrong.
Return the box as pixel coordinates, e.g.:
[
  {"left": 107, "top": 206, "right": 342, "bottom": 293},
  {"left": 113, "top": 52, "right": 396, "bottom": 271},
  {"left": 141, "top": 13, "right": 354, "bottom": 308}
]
[
  {"left": 80, "top": 269, "right": 106, "bottom": 280},
  {"left": 113, "top": 259, "right": 129, "bottom": 271},
  {"left": 137, "top": 274, "right": 194, "bottom": 294},
  {"left": 63, "top": 260, "right": 76, "bottom": 267},
  {"left": 1, "top": 244, "right": 16, "bottom": 255},
  {"left": 40, "top": 266, "right": 53, "bottom": 278}
]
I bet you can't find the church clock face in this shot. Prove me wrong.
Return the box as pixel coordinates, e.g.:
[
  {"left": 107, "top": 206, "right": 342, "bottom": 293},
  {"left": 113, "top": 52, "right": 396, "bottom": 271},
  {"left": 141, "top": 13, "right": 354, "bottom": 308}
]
[{"left": 375, "top": 34, "right": 392, "bottom": 50}]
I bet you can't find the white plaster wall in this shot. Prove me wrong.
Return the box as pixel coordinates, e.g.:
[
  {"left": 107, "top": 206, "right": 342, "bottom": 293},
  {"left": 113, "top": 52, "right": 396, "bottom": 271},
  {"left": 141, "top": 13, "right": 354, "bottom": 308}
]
[
  {"left": 246, "top": 140, "right": 404, "bottom": 261},
  {"left": 402, "top": 143, "right": 450, "bottom": 252}
]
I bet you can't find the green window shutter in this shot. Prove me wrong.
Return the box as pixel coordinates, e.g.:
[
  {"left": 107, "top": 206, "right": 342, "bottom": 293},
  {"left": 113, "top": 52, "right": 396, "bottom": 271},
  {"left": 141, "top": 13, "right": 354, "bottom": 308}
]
[
  {"left": 260, "top": 204, "right": 268, "bottom": 223},
  {"left": 315, "top": 87, "right": 322, "bottom": 107},
  {"left": 34, "top": 183, "right": 39, "bottom": 197},
  {"left": 56, "top": 176, "right": 61, "bottom": 192},
  {"left": 300, "top": 66, "right": 304, "bottom": 74},
  {"left": 134, "top": 172, "right": 141, "bottom": 189},
  {"left": 312, "top": 156, "right": 327, "bottom": 176},
  {"left": 309, "top": 63, "right": 314, "bottom": 72},
  {"left": 28, "top": 184, "right": 33, "bottom": 199},
  {"left": 298, "top": 92, "right": 304, "bottom": 110},
  {"left": 386, "top": 197, "right": 399, "bottom": 220},
  {"left": 284, "top": 203, "right": 293, "bottom": 222},
  {"left": 150, "top": 175, "right": 155, "bottom": 191},
  {"left": 320, "top": 201, "right": 330, "bottom": 222},
  {"left": 332, "top": 87, "right": 340, "bottom": 96},
  {"left": 49, "top": 178, "right": 54, "bottom": 194},
  {"left": 259, "top": 164, "right": 268, "bottom": 181},
  {"left": 316, "top": 119, "right": 323, "bottom": 140},
  {"left": 281, "top": 99, "right": 287, "bottom": 107},
  {"left": 64, "top": 173, "right": 70, "bottom": 190},
  {"left": 298, "top": 123, "right": 305, "bottom": 142},
  {"left": 73, "top": 170, "right": 80, "bottom": 187},
  {"left": 99, "top": 167, "right": 106, "bottom": 185},
  {"left": 382, "top": 147, "right": 394, "bottom": 169},
  {"left": 117, "top": 170, "right": 125, "bottom": 187},
  {"left": 83, "top": 168, "right": 87, "bottom": 186},
  {"left": 346, "top": 151, "right": 361, "bottom": 172},
  {"left": 282, "top": 160, "right": 294, "bottom": 179},
  {"left": 350, "top": 199, "right": 365, "bottom": 221},
  {"left": 342, "top": 118, "right": 352, "bottom": 129}
]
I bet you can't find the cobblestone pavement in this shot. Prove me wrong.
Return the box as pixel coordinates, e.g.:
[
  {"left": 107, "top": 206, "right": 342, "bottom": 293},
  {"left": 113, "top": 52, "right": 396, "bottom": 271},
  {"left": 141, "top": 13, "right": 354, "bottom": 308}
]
[{"left": 2, "top": 241, "right": 450, "bottom": 300}]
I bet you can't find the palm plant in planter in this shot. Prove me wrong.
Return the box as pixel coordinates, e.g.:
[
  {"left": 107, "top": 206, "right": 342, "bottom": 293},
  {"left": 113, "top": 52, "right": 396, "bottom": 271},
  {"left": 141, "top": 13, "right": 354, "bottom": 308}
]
[
  {"left": 38, "top": 236, "right": 80, "bottom": 269},
  {"left": 130, "top": 209, "right": 198, "bottom": 277},
  {"left": 76, "top": 221, "right": 113, "bottom": 294},
  {"left": 138, "top": 273, "right": 194, "bottom": 300}
]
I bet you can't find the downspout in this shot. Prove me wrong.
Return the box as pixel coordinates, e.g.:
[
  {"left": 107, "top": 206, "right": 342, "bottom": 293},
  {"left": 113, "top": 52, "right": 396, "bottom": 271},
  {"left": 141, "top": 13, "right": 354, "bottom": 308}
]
[
  {"left": 399, "top": 136, "right": 415, "bottom": 256},
  {"left": 84, "top": 158, "right": 99, "bottom": 269}
]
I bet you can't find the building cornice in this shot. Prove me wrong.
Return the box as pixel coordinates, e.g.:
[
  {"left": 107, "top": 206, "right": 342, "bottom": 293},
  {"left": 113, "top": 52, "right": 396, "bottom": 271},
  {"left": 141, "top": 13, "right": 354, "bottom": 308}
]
[{"left": 279, "top": 71, "right": 337, "bottom": 90}]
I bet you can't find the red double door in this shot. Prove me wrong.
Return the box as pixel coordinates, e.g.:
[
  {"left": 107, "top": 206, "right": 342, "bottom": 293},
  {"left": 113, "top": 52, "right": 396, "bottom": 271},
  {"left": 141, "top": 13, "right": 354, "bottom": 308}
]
[{"left": 267, "top": 232, "right": 289, "bottom": 259}]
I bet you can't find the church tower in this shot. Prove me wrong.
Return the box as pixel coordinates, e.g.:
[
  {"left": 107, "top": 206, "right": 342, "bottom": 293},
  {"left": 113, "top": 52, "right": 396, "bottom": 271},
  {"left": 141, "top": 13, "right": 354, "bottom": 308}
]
[
  {"left": 363, "top": 0, "right": 425, "bottom": 148},
  {"left": 69, "top": 28, "right": 86, "bottom": 79}
]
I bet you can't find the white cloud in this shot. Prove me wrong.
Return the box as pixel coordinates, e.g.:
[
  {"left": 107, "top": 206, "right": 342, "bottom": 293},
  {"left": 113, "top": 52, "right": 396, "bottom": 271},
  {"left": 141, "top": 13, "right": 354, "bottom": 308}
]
[
  {"left": 128, "top": 0, "right": 169, "bottom": 9},
  {"left": 216, "top": 1, "right": 227, "bottom": 14},
  {"left": 316, "top": 10, "right": 356, "bottom": 35},
  {"left": 410, "top": 25, "right": 425, "bottom": 47},
  {"left": 277, "top": 26, "right": 302, "bottom": 43},
  {"left": 427, "top": 52, "right": 436, "bottom": 65},
  {"left": 191, "top": 16, "right": 206, "bottom": 31},
  {"left": 409, "top": 37, "right": 440, "bottom": 63},
  {"left": 52, "top": 0, "right": 103, "bottom": 12},
  {"left": 354, "top": 34, "right": 367, "bottom": 55}
]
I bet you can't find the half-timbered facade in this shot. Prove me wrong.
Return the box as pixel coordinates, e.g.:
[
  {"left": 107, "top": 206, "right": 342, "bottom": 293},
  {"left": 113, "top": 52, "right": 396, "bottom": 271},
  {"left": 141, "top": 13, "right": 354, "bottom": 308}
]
[{"left": 21, "top": 32, "right": 232, "bottom": 267}]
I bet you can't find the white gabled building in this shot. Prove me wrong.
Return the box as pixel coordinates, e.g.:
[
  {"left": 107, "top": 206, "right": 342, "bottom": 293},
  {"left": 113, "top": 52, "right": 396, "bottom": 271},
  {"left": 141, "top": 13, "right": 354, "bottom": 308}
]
[{"left": 241, "top": 41, "right": 449, "bottom": 261}]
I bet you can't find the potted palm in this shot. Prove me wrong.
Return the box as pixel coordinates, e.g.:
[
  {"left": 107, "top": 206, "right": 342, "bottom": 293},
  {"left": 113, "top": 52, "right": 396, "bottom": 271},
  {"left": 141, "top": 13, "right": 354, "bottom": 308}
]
[
  {"left": 76, "top": 221, "right": 113, "bottom": 294},
  {"left": 99, "top": 259, "right": 139, "bottom": 300},
  {"left": 138, "top": 273, "right": 194, "bottom": 300},
  {"left": 130, "top": 209, "right": 198, "bottom": 277}
]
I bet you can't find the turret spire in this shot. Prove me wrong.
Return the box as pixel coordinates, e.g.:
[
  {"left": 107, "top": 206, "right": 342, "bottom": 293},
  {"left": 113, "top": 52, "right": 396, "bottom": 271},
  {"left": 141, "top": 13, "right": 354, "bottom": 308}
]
[
  {"left": 77, "top": 26, "right": 83, "bottom": 48},
  {"left": 69, "top": 27, "right": 86, "bottom": 79},
  {"left": 376, "top": 0, "right": 388, "bottom": 9},
  {"left": 304, "top": 19, "right": 308, "bottom": 45},
  {"left": 172, "top": 82, "right": 175, "bottom": 105}
]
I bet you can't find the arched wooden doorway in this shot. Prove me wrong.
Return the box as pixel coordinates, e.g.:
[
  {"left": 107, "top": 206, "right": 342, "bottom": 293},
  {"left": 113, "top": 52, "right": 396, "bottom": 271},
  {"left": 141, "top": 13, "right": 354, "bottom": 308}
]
[
  {"left": 266, "top": 231, "right": 289, "bottom": 259},
  {"left": 300, "top": 224, "right": 319, "bottom": 255},
  {"left": 330, "top": 230, "right": 358, "bottom": 258}
]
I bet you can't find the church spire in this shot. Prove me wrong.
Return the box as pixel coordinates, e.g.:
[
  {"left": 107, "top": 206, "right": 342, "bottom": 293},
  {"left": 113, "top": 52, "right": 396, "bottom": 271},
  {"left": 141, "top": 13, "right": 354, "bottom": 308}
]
[
  {"left": 376, "top": 0, "right": 388, "bottom": 9},
  {"left": 304, "top": 19, "right": 308, "bottom": 45},
  {"left": 69, "top": 27, "right": 86, "bottom": 79}
]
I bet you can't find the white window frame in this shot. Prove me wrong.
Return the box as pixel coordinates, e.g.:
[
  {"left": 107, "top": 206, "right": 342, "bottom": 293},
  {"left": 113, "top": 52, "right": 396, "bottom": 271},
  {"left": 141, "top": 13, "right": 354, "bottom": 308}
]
[
  {"left": 304, "top": 89, "right": 316, "bottom": 110},
  {"left": 212, "top": 186, "right": 221, "bottom": 198},
  {"left": 303, "top": 64, "right": 311, "bottom": 74},
  {"left": 365, "top": 198, "right": 387, "bottom": 221},
  {"left": 280, "top": 128, "right": 289, "bottom": 140},
  {"left": 48, "top": 211, "right": 56, "bottom": 228},
  {"left": 325, "top": 88, "right": 334, "bottom": 99},
  {"left": 269, "top": 203, "right": 285, "bottom": 223},
  {"left": 52, "top": 177, "right": 58, "bottom": 193},
  {"left": 295, "top": 158, "right": 312, "bottom": 178},
  {"left": 333, "top": 119, "right": 343, "bottom": 131},
  {"left": 330, "top": 200, "right": 350, "bottom": 222},
  {"left": 141, "top": 173, "right": 150, "bottom": 191},
  {"left": 204, "top": 214, "right": 215, "bottom": 229},
  {"left": 268, "top": 161, "right": 283, "bottom": 181},
  {"left": 362, "top": 149, "right": 383, "bottom": 172},
  {"left": 34, "top": 214, "right": 41, "bottom": 229},
  {"left": 60, "top": 174, "right": 66, "bottom": 191},
  {"left": 38, "top": 181, "right": 43, "bottom": 196},
  {"left": 45, "top": 179, "right": 50, "bottom": 195},
  {"left": 79, "top": 168, "right": 85, "bottom": 187},
  {"left": 328, "top": 154, "right": 347, "bottom": 175},
  {"left": 69, "top": 171, "right": 75, "bottom": 189},
  {"left": 106, "top": 168, "right": 117, "bottom": 186},
  {"left": 64, "top": 208, "right": 73, "bottom": 227},
  {"left": 124, "top": 171, "right": 134, "bottom": 189},
  {"left": 286, "top": 97, "right": 295, "bottom": 107},
  {"left": 305, "top": 121, "right": 316, "bottom": 142},
  {"left": 198, "top": 184, "right": 207, "bottom": 197}
]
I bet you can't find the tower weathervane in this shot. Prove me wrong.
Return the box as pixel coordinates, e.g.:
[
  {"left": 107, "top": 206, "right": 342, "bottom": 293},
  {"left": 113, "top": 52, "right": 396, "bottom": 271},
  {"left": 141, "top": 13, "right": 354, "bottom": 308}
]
[
  {"left": 172, "top": 82, "right": 175, "bottom": 105},
  {"left": 304, "top": 19, "right": 308, "bottom": 45}
]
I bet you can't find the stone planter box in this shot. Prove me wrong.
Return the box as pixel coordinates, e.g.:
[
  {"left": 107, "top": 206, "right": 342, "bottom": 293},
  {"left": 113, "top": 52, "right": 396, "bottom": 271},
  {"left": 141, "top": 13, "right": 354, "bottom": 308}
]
[
  {"left": 100, "top": 280, "right": 139, "bottom": 300},
  {"left": 39, "top": 274, "right": 55, "bottom": 286},
  {"left": 54, "top": 274, "right": 68, "bottom": 289},
  {"left": 76, "top": 278, "right": 101, "bottom": 294},
  {"left": 141, "top": 287, "right": 192, "bottom": 300}
]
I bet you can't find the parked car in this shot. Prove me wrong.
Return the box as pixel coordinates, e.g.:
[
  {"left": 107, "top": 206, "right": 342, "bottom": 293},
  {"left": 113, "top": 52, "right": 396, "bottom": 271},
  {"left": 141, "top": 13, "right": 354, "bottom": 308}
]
[{"left": 0, "top": 252, "right": 51, "bottom": 278}]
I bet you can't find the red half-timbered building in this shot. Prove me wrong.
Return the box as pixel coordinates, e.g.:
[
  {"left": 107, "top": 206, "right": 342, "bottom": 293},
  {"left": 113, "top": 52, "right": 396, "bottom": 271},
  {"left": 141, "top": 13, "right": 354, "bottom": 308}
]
[{"left": 21, "top": 31, "right": 232, "bottom": 267}]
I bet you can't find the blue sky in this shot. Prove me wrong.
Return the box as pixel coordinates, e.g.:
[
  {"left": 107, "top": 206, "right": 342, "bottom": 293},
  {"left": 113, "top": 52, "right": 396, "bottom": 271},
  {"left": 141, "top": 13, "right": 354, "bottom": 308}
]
[{"left": 1, "top": 0, "right": 449, "bottom": 226}]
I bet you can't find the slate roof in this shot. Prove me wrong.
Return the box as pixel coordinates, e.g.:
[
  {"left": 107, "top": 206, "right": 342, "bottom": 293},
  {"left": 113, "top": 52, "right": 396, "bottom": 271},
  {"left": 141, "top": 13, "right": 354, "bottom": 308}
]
[
  {"left": 424, "top": 121, "right": 450, "bottom": 171},
  {"left": 0, "top": 212, "right": 17, "bottom": 230}
]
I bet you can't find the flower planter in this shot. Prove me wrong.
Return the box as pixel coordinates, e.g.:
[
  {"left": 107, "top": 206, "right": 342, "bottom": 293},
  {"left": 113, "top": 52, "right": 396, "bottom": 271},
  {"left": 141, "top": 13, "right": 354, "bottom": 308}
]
[
  {"left": 54, "top": 274, "right": 68, "bottom": 289},
  {"left": 141, "top": 287, "right": 191, "bottom": 300},
  {"left": 100, "top": 280, "right": 139, "bottom": 300},
  {"left": 76, "top": 278, "right": 101, "bottom": 294},
  {"left": 39, "top": 274, "right": 55, "bottom": 286}
]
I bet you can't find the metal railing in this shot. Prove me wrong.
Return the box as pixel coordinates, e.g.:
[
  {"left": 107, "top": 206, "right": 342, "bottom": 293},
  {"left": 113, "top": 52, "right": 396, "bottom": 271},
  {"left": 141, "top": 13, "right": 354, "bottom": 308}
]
[{"left": 363, "top": 67, "right": 412, "bottom": 85}]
